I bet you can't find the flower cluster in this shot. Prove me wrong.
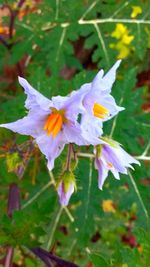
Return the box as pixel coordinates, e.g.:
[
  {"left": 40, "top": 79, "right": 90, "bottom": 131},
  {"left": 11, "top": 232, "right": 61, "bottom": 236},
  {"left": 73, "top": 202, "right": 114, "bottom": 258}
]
[
  {"left": 0, "top": 60, "right": 140, "bottom": 206},
  {"left": 110, "top": 24, "right": 134, "bottom": 59}
]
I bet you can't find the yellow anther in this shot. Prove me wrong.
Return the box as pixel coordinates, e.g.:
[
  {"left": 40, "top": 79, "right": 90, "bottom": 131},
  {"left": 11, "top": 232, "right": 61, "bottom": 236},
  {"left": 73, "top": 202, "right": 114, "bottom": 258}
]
[{"left": 93, "top": 103, "right": 109, "bottom": 119}]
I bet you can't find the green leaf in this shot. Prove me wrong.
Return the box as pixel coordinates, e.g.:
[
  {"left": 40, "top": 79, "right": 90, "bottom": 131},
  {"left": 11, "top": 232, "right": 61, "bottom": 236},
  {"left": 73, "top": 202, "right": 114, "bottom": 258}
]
[{"left": 90, "top": 254, "right": 110, "bottom": 267}]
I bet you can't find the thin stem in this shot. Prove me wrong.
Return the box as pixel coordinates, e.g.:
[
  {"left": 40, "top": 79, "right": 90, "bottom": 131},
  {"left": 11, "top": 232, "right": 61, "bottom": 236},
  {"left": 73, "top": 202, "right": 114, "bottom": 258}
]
[
  {"left": 4, "top": 247, "right": 14, "bottom": 267},
  {"left": 79, "top": 18, "right": 150, "bottom": 25},
  {"left": 55, "top": 0, "right": 59, "bottom": 20},
  {"left": 66, "top": 144, "right": 73, "bottom": 171},
  {"left": 22, "top": 181, "right": 53, "bottom": 209},
  {"left": 48, "top": 170, "right": 55, "bottom": 185},
  {"left": 46, "top": 206, "right": 63, "bottom": 250},
  {"left": 63, "top": 207, "right": 74, "bottom": 222},
  {"left": 79, "top": 0, "right": 99, "bottom": 20},
  {"left": 109, "top": 96, "right": 124, "bottom": 138},
  {"left": 56, "top": 26, "right": 67, "bottom": 62},
  {"left": 85, "top": 159, "right": 93, "bottom": 221},
  {"left": 77, "top": 152, "right": 95, "bottom": 159},
  {"left": 141, "top": 142, "right": 150, "bottom": 157},
  {"left": 67, "top": 239, "right": 77, "bottom": 257},
  {"left": 94, "top": 23, "right": 109, "bottom": 66},
  {"left": 77, "top": 152, "right": 150, "bottom": 162},
  {"left": 135, "top": 156, "right": 150, "bottom": 161},
  {"left": 110, "top": 1, "right": 130, "bottom": 19},
  {"left": 128, "top": 170, "right": 149, "bottom": 219},
  {"left": 42, "top": 17, "right": 150, "bottom": 32},
  {"left": 9, "top": 13, "right": 15, "bottom": 39},
  {"left": 9, "top": 0, "right": 26, "bottom": 39}
]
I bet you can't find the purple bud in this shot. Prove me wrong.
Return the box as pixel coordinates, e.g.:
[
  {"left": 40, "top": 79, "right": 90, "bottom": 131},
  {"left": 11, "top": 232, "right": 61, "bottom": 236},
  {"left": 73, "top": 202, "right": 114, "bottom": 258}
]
[{"left": 7, "top": 183, "right": 20, "bottom": 217}]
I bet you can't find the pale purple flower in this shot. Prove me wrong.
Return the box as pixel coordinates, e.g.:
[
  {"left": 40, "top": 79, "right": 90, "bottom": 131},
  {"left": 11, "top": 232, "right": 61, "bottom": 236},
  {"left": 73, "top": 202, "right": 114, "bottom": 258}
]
[
  {"left": 0, "top": 77, "right": 87, "bottom": 170},
  {"left": 57, "top": 180, "right": 74, "bottom": 206},
  {"left": 94, "top": 139, "right": 140, "bottom": 189},
  {"left": 72, "top": 60, "right": 124, "bottom": 143},
  {"left": 81, "top": 60, "right": 124, "bottom": 119}
]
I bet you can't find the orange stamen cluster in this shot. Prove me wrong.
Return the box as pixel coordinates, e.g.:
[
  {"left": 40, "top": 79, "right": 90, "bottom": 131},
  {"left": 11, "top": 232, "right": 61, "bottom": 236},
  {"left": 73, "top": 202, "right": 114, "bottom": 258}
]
[
  {"left": 93, "top": 103, "right": 109, "bottom": 119},
  {"left": 44, "top": 108, "right": 67, "bottom": 138}
]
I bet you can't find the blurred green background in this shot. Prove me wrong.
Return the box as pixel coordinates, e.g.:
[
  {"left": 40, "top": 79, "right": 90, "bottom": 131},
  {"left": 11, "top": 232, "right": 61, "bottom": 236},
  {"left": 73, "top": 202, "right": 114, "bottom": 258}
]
[{"left": 0, "top": 0, "right": 150, "bottom": 266}]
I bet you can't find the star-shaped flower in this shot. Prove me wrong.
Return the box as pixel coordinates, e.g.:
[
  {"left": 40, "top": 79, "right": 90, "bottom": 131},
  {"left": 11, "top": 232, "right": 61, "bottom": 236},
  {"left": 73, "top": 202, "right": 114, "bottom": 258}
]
[
  {"left": 94, "top": 138, "right": 140, "bottom": 189},
  {"left": 72, "top": 60, "right": 124, "bottom": 144},
  {"left": 0, "top": 77, "right": 87, "bottom": 170}
]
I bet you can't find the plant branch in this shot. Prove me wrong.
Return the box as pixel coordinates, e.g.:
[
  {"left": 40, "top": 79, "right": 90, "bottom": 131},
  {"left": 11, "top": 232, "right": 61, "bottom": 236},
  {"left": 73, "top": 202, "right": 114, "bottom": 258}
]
[
  {"left": 77, "top": 152, "right": 150, "bottom": 161},
  {"left": 79, "top": 18, "right": 150, "bottom": 25},
  {"left": 94, "top": 23, "right": 110, "bottom": 66},
  {"left": 135, "top": 156, "right": 150, "bottom": 161},
  {"left": 42, "top": 17, "right": 150, "bottom": 32},
  {"left": 85, "top": 159, "right": 93, "bottom": 221},
  {"left": 46, "top": 206, "right": 63, "bottom": 250},
  {"left": 128, "top": 171, "right": 149, "bottom": 219},
  {"left": 22, "top": 181, "right": 53, "bottom": 209},
  {"left": 9, "top": 0, "right": 26, "bottom": 39},
  {"left": 66, "top": 144, "right": 73, "bottom": 171}
]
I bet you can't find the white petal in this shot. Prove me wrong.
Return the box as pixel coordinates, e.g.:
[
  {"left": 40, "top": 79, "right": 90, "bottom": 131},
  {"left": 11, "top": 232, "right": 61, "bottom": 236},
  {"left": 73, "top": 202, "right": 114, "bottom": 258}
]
[
  {"left": 0, "top": 109, "right": 48, "bottom": 137},
  {"left": 63, "top": 122, "right": 88, "bottom": 146},
  {"left": 111, "top": 168, "right": 120, "bottom": 180},
  {"left": 97, "top": 94, "right": 124, "bottom": 120},
  {"left": 18, "top": 77, "right": 52, "bottom": 111},
  {"left": 81, "top": 114, "right": 103, "bottom": 145},
  {"left": 52, "top": 95, "right": 70, "bottom": 110},
  {"left": 98, "top": 60, "right": 122, "bottom": 93},
  {"left": 35, "top": 132, "right": 65, "bottom": 170},
  {"left": 95, "top": 158, "right": 109, "bottom": 190},
  {"left": 57, "top": 181, "right": 74, "bottom": 206},
  {"left": 91, "top": 69, "right": 104, "bottom": 88}
]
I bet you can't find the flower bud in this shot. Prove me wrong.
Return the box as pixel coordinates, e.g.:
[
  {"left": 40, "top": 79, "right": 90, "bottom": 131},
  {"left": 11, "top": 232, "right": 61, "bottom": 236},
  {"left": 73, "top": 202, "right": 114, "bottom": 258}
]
[{"left": 56, "top": 170, "right": 76, "bottom": 206}]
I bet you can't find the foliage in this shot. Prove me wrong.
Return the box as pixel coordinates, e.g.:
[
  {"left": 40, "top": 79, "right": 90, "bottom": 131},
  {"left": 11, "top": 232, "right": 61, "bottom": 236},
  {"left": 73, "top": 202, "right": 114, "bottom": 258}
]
[{"left": 0, "top": 0, "right": 150, "bottom": 266}]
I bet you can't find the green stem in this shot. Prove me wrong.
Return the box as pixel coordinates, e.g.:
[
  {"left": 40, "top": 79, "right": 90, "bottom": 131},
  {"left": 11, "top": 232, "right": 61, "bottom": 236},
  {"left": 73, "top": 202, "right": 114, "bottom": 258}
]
[
  {"left": 22, "top": 181, "right": 53, "bottom": 209},
  {"left": 46, "top": 206, "right": 63, "bottom": 250},
  {"left": 128, "top": 170, "right": 149, "bottom": 219}
]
